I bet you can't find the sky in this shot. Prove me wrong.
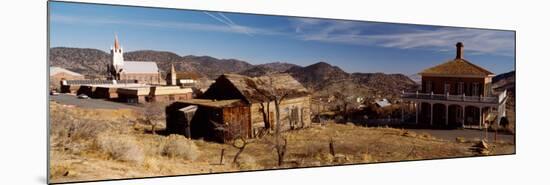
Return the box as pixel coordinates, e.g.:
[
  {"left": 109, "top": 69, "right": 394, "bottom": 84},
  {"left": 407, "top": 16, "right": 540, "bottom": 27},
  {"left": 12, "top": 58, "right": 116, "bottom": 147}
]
[{"left": 49, "top": 1, "right": 515, "bottom": 75}]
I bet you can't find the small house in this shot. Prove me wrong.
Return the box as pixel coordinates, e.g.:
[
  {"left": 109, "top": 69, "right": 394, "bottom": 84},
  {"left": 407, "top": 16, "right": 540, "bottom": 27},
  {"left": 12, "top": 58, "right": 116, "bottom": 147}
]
[{"left": 166, "top": 73, "right": 312, "bottom": 142}]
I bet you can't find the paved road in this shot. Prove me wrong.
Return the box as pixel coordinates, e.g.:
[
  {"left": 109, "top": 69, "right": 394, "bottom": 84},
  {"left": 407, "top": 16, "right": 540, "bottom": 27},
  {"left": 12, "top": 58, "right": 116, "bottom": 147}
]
[
  {"left": 50, "top": 94, "right": 143, "bottom": 110},
  {"left": 406, "top": 128, "right": 515, "bottom": 143}
]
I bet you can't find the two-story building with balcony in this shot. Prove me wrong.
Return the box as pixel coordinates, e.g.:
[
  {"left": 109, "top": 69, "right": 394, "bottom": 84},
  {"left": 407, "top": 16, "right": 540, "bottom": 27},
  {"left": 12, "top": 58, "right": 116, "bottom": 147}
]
[{"left": 402, "top": 42, "right": 507, "bottom": 129}]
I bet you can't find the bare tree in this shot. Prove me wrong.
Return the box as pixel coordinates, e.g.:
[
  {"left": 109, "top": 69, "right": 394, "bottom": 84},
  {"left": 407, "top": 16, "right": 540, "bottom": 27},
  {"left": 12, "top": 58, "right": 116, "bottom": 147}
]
[
  {"left": 143, "top": 102, "right": 165, "bottom": 135},
  {"left": 258, "top": 102, "right": 271, "bottom": 130},
  {"left": 211, "top": 120, "right": 250, "bottom": 164},
  {"left": 246, "top": 74, "right": 294, "bottom": 166},
  {"left": 334, "top": 91, "right": 357, "bottom": 123},
  {"left": 231, "top": 137, "right": 250, "bottom": 164}
]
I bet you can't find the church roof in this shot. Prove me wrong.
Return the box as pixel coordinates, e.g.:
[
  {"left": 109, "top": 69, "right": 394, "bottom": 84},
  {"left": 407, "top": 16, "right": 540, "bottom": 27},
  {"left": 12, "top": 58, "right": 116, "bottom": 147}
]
[
  {"left": 122, "top": 61, "right": 159, "bottom": 74},
  {"left": 50, "top": 67, "right": 83, "bottom": 77}
]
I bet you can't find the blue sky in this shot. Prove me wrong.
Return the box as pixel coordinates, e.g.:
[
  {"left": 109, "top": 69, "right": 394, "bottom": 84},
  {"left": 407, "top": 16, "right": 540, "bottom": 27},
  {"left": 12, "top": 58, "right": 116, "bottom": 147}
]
[{"left": 49, "top": 1, "right": 515, "bottom": 75}]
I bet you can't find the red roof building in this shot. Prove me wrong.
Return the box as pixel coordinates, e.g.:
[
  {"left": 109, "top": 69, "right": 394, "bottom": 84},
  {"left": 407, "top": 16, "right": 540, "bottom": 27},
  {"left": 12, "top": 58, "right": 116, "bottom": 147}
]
[{"left": 402, "top": 42, "right": 508, "bottom": 128}]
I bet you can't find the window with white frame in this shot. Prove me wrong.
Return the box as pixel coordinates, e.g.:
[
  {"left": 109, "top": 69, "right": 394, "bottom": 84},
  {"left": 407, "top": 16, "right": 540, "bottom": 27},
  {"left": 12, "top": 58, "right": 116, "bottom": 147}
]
[
  {"left": 472, "top": 83, "right": 479, "bottom": 96},
  {"left": 425, "top": 80, "right": 432, "bottom": 93}
]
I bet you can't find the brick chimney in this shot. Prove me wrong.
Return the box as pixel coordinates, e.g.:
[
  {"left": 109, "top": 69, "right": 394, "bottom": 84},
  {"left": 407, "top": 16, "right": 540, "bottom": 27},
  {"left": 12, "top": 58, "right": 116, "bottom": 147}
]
[{"left": 456, "top": 42, "right": 464, "bottom": 59}]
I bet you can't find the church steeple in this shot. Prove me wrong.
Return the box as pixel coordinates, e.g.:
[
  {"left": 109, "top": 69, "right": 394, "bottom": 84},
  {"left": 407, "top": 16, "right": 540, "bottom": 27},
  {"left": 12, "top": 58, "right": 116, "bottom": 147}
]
[
  {"left": 114, "top": 34, "right": 121, "bottom": 50},
  {"left": 169, "top": 63, "right": 177, "bottom": 86},
  {"left": 110, "top": 34, "right": 124, "bottom": 79}
]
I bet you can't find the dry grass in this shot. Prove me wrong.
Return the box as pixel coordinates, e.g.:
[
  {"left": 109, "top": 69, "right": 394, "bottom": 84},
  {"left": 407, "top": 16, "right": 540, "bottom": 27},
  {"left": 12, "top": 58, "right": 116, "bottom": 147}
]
[
  {"left": 95, "top": 133, "right": 145, "bottom": 164},
  {"left": 49, "top": 102, "right": 515, "bottom": 183},
  {"left": 162, "top": 135, "right": 201, "bottom": 161}
]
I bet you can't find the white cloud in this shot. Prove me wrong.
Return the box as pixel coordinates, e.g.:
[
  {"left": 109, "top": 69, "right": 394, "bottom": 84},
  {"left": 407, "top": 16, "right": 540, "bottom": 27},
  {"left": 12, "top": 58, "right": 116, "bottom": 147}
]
[
  {"left": 50, "top": 14, "right": 281, "bottom": 37},
  {"left": 203, "top": 12, "right": 253, "bottom": 36},
  {"left": 51, "top": 13, "right": 514, "bottom": 57},
  {"left": 291, "top": 18, "right": 514, "bottom": 56}
]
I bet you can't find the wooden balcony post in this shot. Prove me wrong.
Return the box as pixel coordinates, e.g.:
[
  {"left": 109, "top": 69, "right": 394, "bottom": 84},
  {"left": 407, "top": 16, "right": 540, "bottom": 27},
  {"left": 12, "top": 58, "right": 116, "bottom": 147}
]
[
  {"left": 479, "top": 106, "right": 483, "bottom": 130},
  {"left": 401, "top": 102, "right": 405, "bottom": 123},
  {"left": 462, "top": 105, "right": 465, "bottom": 128},
  {"left": 430, "top": 103, "right": 433, "bottom": 125},
  {"left": 415, "top": 102, "right": 419, "bottom": 124},
  {"left": 445, "top": 104, "right": 449, "bottom": 126}
]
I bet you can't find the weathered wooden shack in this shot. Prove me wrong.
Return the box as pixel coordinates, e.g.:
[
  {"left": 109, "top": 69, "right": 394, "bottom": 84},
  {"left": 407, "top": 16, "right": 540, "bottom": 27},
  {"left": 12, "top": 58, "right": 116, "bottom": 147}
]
[{"left": 166, "top": 73, "right": 312, "bottom": 142}]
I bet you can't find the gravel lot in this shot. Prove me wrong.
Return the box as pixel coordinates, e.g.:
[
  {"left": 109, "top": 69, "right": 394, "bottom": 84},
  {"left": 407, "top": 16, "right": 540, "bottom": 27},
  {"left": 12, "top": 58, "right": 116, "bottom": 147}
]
[
  {"left": 406, "top": 128, "right": 515, "bottom": 143},
  {"left": 49, "top": 94, "right": 142, "bottom": 110}
]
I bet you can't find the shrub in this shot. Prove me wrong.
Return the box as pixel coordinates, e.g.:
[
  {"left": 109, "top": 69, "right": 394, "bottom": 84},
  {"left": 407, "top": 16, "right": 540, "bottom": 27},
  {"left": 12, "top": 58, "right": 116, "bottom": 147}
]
[
  {"left": 95, "top": 134, "right": 144, "bottom": 164},
  {"left": 50, "top": 113, "right": 111, "bottom": 154},
  {"left": 162, "top": 135, "right": 200, "bottom": 161},
  {"left": 49, "top": 163, "right": 72, "bottom": 179},
  {"left": 50, "top": 113, "right": 109, "bottom": 142},
  {"left": 236, "top": 154, "right": 259, "bottom": 170},
  {"left": 360, "top": 153, "right": 374, "bottom": 162},
  {"left": 456, "top": 137, "right": 466, "bottom": 143},
  {"left": 314, "top": 153, "right": 334, "bottom": 165}
]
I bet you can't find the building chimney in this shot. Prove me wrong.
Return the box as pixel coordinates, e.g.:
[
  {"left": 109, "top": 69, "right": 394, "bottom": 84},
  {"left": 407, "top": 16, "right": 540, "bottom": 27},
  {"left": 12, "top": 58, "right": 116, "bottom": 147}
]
[{"left": 455, "top": 42, "right": 464, "bottom": 59}]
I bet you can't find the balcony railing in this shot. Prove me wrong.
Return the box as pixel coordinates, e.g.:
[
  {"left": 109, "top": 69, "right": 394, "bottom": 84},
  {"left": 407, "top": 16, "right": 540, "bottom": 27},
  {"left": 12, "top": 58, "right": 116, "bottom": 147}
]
[{"left": 401, "top": 90, "right": 506, "bottom": 104}]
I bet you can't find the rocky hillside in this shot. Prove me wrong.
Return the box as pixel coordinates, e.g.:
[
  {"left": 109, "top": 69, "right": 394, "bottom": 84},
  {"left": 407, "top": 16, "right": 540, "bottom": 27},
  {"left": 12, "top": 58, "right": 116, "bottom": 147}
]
[
  {"left": 49, "top": 47, "right": 110, "bottom": 77},
  {"left": 238, "top": 62, "right": 298, "bottom": 77},
  {"left": 351, "top": 73, "right": 418, "bottom": 95},
  {"left": 285, "top": 62, "right": 418, "bottom": 98},
  {"left": 285, "top": 62, "right": 351, "bottom": 90},
  {"left": 50, "top": 47, "right": 253, "bottom": 79},
  {"left": 492, "top": 70, "right": 515, "bottom": 93}
]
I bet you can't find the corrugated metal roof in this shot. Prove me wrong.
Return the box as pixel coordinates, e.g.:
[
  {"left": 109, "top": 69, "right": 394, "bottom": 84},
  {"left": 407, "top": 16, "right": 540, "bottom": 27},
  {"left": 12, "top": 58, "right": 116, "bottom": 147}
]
[
  {"left": 122, "top": 61, "right": 159, "bottom": 74},
  {"left": 178, "top": 99, "right": 245, "bottom": 108},
  {"left": 220, "top": 73, "right": 310, "bottom": 103},
  {"left": 375, "top": 98, "right": 391, "bottom": 107},
  {"left": 50, "top": 67, "right": 83, "bottom": 77}
]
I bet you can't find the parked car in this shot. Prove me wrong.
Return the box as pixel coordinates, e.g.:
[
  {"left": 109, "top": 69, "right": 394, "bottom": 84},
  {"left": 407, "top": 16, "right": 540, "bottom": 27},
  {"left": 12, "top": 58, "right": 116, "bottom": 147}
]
[
  {"left": 50, "top": 90, "right": 59, "bottom": 96},
  {"left": 77, "top": 94, "right": 90, "bottom": 99}
]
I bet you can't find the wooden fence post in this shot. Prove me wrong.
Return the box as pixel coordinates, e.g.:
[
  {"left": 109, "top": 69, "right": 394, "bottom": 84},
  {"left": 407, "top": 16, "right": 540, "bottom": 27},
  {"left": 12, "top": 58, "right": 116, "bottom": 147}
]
[
  {"left": 329, "top": 138, "right": 335, "bottom": 156},
  {"left": 219, "top": 148, "right": 225, "bottom": 165}
]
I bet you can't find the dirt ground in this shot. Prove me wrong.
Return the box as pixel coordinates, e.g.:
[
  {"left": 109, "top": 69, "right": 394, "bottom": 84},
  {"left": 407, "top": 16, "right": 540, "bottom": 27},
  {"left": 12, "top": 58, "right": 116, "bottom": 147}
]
[{"left": 48, "top": 102, "right": 515, "bottom": 184}]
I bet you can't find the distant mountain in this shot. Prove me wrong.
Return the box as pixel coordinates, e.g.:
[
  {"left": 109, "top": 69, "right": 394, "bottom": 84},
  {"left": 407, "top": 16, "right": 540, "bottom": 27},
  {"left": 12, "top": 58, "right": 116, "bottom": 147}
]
[
  {"left": 408, "top": 74, "right": 422, "bottom": 84},
  {"left": 50, "top": 47, "right": 253, "bottom": 79},
  {"left": 285, "top": 62, "right": 350, "bottom": 90},
  {"left": 351, "top": 73, "right": 418, "bottom": 95},
  {"left": 239, "top": 62, "right": 298, "bottom": 77},
  {"left": 49, "top": 47, "right": 110, "bottom": 77},
  {"left": 285, "top": 62, "right": 418, "bottom": 98},
  {"left": 492, "top": 70, "right": 515, "bottom": 93},
  {"left": 124, "top": 50, "right": 253, "bottom": 79}
]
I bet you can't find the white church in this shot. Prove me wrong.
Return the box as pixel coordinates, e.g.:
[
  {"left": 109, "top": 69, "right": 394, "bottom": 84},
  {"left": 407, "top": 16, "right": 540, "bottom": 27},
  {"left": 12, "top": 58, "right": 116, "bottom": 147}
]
[{"left": 108, "top": 35, "right": 162, "bottom": 84}]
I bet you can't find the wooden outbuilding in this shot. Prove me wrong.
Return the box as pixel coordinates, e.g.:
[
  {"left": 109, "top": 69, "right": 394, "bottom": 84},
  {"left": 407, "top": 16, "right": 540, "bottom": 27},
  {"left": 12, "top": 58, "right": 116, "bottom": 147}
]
[{"left": 166, "top": 73, "right": 312, "bottom": 142}]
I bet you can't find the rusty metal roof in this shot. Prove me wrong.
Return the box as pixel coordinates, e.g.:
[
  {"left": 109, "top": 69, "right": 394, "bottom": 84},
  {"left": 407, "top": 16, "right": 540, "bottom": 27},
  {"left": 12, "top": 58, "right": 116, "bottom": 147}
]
[
  {"left": 178, "top": 99, "right": 244, "bottom": 108},
  {"left": 419, "top": 58, "right": 494, "bottom": 77},
  {"left": 221, "top": 73, "right": 310, "bottom": 103}
]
